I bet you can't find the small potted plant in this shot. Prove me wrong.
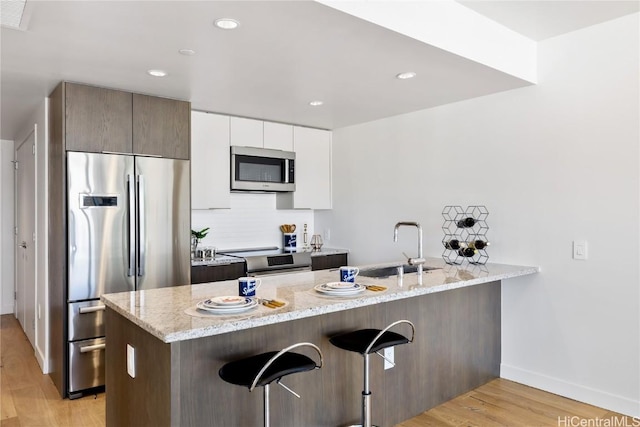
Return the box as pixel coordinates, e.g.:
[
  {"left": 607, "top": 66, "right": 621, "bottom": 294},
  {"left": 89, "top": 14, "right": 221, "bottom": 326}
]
[{"left": 191, "top": 227, "right": 210, "bottom": 256}]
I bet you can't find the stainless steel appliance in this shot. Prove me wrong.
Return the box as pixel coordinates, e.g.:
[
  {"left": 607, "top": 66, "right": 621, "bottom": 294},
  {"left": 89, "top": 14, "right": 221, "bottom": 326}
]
[
  {"left": 221, "top": 247, "right": 311, "bottom": 276},
  {"left": 65, "top": 152, "right": 190, "bottom": 397},
  {"left": 230, "top": 146, "right": 295, "bottom": 192}
]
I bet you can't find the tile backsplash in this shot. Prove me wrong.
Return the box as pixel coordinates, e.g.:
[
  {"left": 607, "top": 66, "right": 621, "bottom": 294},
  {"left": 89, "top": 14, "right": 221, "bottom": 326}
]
[{"left": 191, "top": 193, "right": 314, "bottom": 251}]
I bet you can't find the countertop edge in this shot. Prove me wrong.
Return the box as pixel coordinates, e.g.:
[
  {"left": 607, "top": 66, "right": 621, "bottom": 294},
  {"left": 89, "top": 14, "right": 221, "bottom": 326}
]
[
  {"left": 191, "top": 248, "right": 350, "bottom": 266},
  {"left": 102, "top": 263, "right": 538, "bottom": 343}
]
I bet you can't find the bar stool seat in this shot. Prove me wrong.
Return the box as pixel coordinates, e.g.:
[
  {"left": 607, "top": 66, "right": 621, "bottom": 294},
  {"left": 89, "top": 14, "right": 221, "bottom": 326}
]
[
  {"left": 330, "top": 320, "right": 415, "bottom": 427},
  {"left": 219, "top": 351, "right": 318, "bottom": 388},
  {"left": 329, "top": 328, "right": 410, "bottom": 354},
  {"left": 219, "top": 342, "right": 323, "bottom": 427}
]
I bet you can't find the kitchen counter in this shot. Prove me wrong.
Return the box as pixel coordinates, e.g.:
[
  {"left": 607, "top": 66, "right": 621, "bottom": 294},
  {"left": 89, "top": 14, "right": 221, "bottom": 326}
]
[
  {"left": 103, "top": 257, "right": 538, "bottom": 426},
  {"left": 190, "top": 254, "right": 244, "bottom": 266},
  {"left": 191, "top": 247, "right": 349, "bottom": 265},
  {"left": 102, "top": 258, "right": 537, "bottom": 343},
  {"left": 308, "top": 247, "right": 349, "bottom": 257}
]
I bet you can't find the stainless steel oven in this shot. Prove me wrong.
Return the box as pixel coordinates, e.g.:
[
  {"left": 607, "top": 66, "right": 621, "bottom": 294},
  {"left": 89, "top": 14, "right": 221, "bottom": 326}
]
[
  {"left": 231, "top": 146, "right": 295, "bottom": 192},
  {"left": 220, "top": 247, "right": 311, "bottom": 276}
]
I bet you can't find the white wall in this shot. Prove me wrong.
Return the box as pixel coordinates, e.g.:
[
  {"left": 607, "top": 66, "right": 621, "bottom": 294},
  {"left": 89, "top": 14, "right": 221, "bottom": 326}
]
[
  {"left": 192, "top": 193, "right": 314, "bottom": 251},
  {"left": 316, "top": 13, "right": 639, "bottom": 417},
  {"left": 0, "top": 139, "right": 15, "bottom": 315},
  {"left": 13, "top": 99, "right": 49, "bottom": 373}
]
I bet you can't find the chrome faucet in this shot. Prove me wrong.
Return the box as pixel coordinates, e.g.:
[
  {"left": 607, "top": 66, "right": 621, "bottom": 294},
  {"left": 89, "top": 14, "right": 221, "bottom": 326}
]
[{"left": 394, "top": 221, "right": 425, "bottom": 284}]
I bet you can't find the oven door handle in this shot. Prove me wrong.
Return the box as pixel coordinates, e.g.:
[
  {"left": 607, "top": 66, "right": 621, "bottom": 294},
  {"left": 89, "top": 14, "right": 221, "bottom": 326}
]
[{"left": 250, "top": 266, "right": 312, "bottom": 277}]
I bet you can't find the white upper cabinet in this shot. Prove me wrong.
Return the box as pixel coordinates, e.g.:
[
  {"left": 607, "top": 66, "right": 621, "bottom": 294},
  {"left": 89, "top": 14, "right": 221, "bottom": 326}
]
[
  {"left": 230, "top": 116, "right": 262, "bottom": 148},
  {"left": 277, "top": 127, "right": 332, "bottom": 210},
  {"left": 230, "top": 117, "right": 293, "bottom": 151},
  {"left": 263, "top": 122, "right": 294, "bottom": 151},
  {"left": 191, "top": 111, "right": 231, "bottom": 209}
]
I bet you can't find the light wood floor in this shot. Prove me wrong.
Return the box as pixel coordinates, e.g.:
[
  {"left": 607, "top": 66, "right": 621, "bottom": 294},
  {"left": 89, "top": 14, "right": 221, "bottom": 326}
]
[
  {"left": 1, "top": 315, "right": 104, "bottom": 426},
  {"left": 1, "top": 314, "right": 633, "bottom": 426}
]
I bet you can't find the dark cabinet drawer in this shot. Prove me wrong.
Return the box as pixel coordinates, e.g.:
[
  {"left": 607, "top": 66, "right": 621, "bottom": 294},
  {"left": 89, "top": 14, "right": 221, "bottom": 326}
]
[
  {"left": 311, "top": 253, "right": 348, "bottom": 271},
  {"left": 191, "top": 262, "right": 246, "bottom": 284}
]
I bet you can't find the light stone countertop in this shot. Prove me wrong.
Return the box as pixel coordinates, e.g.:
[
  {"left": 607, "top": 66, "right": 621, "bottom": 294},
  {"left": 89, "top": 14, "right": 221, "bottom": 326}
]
[
  {"left": 101, "top": 258, "right": 538, "bottom": 343},
  {"left": 191, "top": 255, "right": 245, "bottom": 266},
  {"left": 308, "top": 247, "right": 349, "bottom": 257}
]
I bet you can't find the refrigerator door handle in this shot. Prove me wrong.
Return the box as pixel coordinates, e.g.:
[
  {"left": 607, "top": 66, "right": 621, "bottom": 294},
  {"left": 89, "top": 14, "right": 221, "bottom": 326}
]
[
  {"left": 79, "top": 305, "right": 106, "bottom": 314},
  {"left": 137, "top": 174, "right": 146, "bottom": 277},
  {"left": 80, "top": 343, "right": 106, "bottom": 353},
  {"left": 127, "top": 175, "right": 135, "bottom": 277}
]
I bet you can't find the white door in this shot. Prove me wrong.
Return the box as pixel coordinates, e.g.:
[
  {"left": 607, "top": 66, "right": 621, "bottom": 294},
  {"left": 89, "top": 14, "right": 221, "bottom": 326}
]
[{"left": 15, "top": 131, "right": 36, "bottom": 347}]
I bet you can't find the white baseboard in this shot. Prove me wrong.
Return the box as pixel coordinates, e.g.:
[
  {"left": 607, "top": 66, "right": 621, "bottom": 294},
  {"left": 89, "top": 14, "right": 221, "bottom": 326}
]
[
  {"left": 501, "top": 364, "right": 640, "bottom": 418},
  {"left": 35, "top": 345, "right": 49, "bottom": 374},
  {"left": 0, "top": 303, "right": 14, "bottom": 315}
]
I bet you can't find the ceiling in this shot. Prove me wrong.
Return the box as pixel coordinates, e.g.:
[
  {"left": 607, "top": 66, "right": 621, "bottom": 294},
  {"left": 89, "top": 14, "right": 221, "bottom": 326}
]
[
  {"left": 1, "top": 1, "right": 638, "bottom": 141},
  {"left": 458, "top": 0, "right": 639, "bottom": 41}
]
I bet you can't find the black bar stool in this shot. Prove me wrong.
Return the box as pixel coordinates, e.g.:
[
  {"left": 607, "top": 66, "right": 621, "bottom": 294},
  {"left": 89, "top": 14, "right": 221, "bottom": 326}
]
[
  {"left": 330, "top": 320, "right": 415, "bottom": 427},
  {"left": 219, "top": 342, "right": 323, "bottom": 427}
]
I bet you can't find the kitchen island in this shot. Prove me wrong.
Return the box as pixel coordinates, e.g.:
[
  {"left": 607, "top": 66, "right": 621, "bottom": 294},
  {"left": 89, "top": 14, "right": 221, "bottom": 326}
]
[{"left": 102, "top": 258, "right": 537, "bottom": 426}]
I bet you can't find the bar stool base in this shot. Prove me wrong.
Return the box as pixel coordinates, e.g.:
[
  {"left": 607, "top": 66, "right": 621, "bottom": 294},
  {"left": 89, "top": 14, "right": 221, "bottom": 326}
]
[{"left": 344, "top": 424, "right": 380, "bottom": 427}]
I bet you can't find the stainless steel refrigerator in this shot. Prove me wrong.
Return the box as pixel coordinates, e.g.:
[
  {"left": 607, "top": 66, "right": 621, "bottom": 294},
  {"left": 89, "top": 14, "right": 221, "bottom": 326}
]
[{"left": 66, "top": 151, "right": 190, "bottom": 397}]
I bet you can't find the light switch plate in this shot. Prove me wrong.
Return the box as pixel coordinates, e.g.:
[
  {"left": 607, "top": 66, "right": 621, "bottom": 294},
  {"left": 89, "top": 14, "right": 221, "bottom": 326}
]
[
  {"left": 127, "top": 344, "right": 136, "bottom": 378},
  {"left": 573, "top": 240, "right": 588, "bottom": 260},
  {"left": 384, "top": 347, "right": 394, "bottom": 370}
]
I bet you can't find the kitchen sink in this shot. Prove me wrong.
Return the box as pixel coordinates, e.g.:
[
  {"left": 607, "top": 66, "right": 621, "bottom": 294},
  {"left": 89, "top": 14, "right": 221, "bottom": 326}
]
[{"left": 359, "top": 264, "right": 438, "bottom": 278}]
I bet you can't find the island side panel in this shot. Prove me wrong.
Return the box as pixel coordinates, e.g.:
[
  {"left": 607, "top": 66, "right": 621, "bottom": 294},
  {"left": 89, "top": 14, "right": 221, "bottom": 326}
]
[
  {"left": 382, "top": 279, "right": 501, "bottom": 421},
  {"left": 174, "top": 280, "right": 501, "bottom": 427},
  {"left": 105, "top": 308, "right": 176, "bottom": 427}
]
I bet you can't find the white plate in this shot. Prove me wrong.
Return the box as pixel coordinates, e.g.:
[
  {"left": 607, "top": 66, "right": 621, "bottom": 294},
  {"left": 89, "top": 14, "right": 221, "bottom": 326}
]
[
  {"left": 204, "top": 296, "right": 250, "bottom": 307},
  {"left": 201, "top": 298, "right": 255, "bottom": 310},
  {"left": 196, "top": 299, "right": 259, "bottom": 314},
  {"left": 325, "top": 282, "right": 358, "bottom": 290},
  {"left": 318, "top": 283, "right": 363, "bottom": 293},
  {"left": 314, "top": 283, "right": 366, "bottom": 296}
]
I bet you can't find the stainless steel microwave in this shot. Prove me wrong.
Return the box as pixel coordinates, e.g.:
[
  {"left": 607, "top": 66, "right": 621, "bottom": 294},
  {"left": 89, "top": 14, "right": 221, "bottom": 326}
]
[{"left": 230, "top": 146, "right": 295, "bottom": 192}]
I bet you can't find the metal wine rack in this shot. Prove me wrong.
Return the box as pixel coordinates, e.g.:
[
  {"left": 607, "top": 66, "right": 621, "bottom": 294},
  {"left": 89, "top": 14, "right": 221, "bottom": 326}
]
[{"left": 442, "top": 205, "right": 489, "bottom": 265}]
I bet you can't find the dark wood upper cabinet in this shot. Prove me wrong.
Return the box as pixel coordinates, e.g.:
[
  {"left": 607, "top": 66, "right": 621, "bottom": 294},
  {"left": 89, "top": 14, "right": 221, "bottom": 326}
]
[
  {"left": 65, "top": 83, "right": 133, "bottom": 153},
  {"left": 132, "top": 94, "right": 190, "bottom": 159}
]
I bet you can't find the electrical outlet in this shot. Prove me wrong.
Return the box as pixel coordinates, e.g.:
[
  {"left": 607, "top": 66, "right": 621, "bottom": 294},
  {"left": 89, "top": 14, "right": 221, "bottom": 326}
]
[
  {"left": 573, "top": 240, "right": 588, "bottom": 260},
  {"left": 324, "top": 228, "right": 331, "bottom": 240},
  {"left": 127, "top": 344, "right": 136, "bottom": 378},
  {"left": 384, "top": 347, "right": 394, "bottom": 370}
]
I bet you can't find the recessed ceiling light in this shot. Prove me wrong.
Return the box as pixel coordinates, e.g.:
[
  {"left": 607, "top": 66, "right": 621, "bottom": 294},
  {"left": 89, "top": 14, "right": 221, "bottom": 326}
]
[
  {"left": 147, "top": 69, "right": 168, "bottom": 77},
  {"left": 396, "top": 71, "right": 417, "bottom": 80},
  {"left": 309, "top": 101, "right": 324, "bottom": 107},
  {"left": 214, "top": 18, "right": 240, "bottom": 30},
  {"left": 178, "top": 49, "right": 196, "bottom": 56},
  {"left": 0, "top": 0, "right": 26, "bottom": 29}
]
